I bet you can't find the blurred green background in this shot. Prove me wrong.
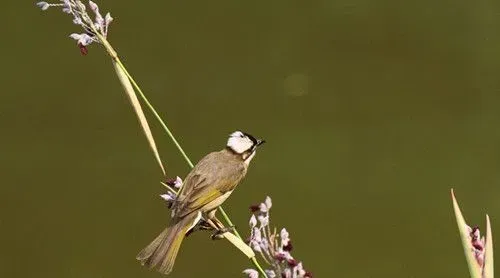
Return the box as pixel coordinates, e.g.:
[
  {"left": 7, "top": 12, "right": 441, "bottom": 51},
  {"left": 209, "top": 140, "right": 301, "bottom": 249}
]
[{"left": 2, "top": 0, "right": 500, "bottom": 277}]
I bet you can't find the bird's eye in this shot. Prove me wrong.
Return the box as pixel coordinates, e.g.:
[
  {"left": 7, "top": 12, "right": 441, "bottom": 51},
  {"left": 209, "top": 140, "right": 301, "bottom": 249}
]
[{"left": 240, "top": 134, "right": 245, "bottom": 138}]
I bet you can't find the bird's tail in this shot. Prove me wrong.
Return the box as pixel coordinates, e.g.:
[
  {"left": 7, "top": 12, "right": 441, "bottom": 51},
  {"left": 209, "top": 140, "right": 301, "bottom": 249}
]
[{"left": 136, "top": 214, "right": 196, "bottom": 275}]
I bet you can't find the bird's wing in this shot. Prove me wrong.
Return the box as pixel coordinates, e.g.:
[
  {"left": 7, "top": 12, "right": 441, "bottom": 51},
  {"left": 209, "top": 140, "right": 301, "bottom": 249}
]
[{"left": 173, "top": 152, "right": 245, "bottom": 218}]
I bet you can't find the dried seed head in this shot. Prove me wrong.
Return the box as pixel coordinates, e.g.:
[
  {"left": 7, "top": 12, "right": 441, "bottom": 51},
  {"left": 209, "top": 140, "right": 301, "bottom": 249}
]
[{"left": 37, "top": 0, "right": 114, "bottom": 54}]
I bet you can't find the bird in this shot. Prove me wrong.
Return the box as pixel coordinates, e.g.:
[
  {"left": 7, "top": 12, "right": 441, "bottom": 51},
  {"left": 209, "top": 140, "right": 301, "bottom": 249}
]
[{"left": 136, "top": 131, "right": 265, "bottom": 275}]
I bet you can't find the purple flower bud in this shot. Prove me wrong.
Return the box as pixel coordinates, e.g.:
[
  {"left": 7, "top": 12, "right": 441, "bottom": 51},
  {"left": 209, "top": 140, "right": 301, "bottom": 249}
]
[
  {"left": 160, "top": 192, "right": 177, "bottom": 208},
  {"left": 96, "top": 17, "right": 104, "bottom": 29},
  {"left": 243, "top": 269, "right": 259, "bottom": 278},
  {"left": 287, "top": 258, "right": 298, "bottom": 267},
  {"left": 283, "top": 240, "right": 293, "bottom": 252},
  {"left": 164, "top": 176, "right": 183, "bottom": 189},
  {"left": 61, "top": 0, "right": 71, "bottom": 13},
  {"left": 249, "top": 204, "right": 260, "bottom": 212},
  {"left": 471, "top": 226, "right": 484, "bottom": 250},
  {"left": 88, "top": 0, "right": 99, "bottom": 13},
  {"left": 78, "top": 43, "right": 88, "bottom": 55},
  {"left": 249, "top": 215, "right": 257, "bottom": 228},
  {"left": 469, "top": 226, "right": 486, "bottom": 267},
  {"left": 165, "top": 179, "right": 175, "bottom": 186},
  {"left": 36, "top": 2, "right": 50, "bottom": 10},
  {"left": 88, "top": 1, "right": 104, "bottom": 28},
  {"left": 281, "top": 268, "right": 292, "bottom": 278},
  {"left": 73, "top": 17, "right": 83, "bottom": 25},
  {"left": 258, "top": 214, "right": 269, "bottom": 227},
  {"left": 259, "top": 238, "right": 269, "bottom": 251},
  {"left": 253, "top": 227, "right": 262, "bottom": 242},
  {"left": 274, "top": 253, "right": 286, "bottom": 262},
  {"left": 265, "top": 269, "right": 276, "bottom": 278},
  {"left": 259, "top": 203, "right": 269, "bottom": 213},
  {"left": 475, "top": 249, "right": 485, "bottom": 267},
  {"left": 69, "top": 33, "right": 94, "bottom": 46},
  {"left": 304, "top": 271, "right": 313, "bottom": 277},
  {"left": 76, "top": 1, "right": 86, "bottom": 11},
  {"left": 250, "top": 240, "right": 262, "bottom": 252},
  {"left": 159, "top": 193, "right": 175, "bottom": 202},
  {"left": 280, "top": 228, "right": 290, "bottom": 246},
  {"left": 105, "top": 12, "right": 113, "bottom": 25},
  {"left": 173, "top": 176, "right": 183, "bottom": 188},
  {"left": 265, "top": 196, "right": 272, "bottom": 210},
  {"left": 295, "top": 262, "right": 306, "bottom": 276}
]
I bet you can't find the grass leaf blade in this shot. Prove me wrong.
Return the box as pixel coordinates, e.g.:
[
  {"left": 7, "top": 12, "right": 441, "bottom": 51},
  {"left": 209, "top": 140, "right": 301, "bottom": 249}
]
[
  {"left": 484, "top": 215, "right": 494, "bottom": 278},
  {"left": 112, "top": 60, "right": 166, "bottom": 175},
  {"left": 223, "top": 232, "right": 256, "bottom": 259},
  {"left": 452, "top": 189, "right": 482, "bottom": 278}
]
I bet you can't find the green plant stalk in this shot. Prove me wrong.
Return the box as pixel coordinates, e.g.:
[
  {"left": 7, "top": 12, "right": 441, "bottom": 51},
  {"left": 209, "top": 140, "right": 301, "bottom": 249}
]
[
  {"left": 94, "top": 32, "right": 269, "bottom": 278},
  {"left": 484, "top": 215, "right": 494, "bottom": 278}
]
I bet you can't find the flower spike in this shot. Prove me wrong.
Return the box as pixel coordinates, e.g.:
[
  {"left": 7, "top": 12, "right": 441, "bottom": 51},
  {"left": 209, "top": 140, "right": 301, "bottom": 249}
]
[{"left": 244, "top": 196, "right": 311, "bottom": 278}]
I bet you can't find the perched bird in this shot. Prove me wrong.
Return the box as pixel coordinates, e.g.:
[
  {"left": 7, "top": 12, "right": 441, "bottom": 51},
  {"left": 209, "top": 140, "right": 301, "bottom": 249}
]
[{"left": 137, "top": 131, "right": 265, "bottom": 275}]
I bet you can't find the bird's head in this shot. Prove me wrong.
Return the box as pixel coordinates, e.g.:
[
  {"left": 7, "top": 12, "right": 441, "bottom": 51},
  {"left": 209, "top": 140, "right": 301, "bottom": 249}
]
[{"left": 226, "top": 131, "right": 265, "bottom": 163}]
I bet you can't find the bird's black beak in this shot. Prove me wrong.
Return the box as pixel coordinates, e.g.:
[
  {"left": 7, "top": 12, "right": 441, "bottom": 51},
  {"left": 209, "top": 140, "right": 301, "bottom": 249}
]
[{"left": 256, "top": 139, "right": 266, "bottom": 146}]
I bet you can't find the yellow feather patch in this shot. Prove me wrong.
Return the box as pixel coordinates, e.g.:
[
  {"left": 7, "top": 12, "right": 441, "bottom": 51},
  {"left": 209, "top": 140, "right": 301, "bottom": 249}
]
[{"left": 190, "top": 189, "right": 222, "bottom": 209}]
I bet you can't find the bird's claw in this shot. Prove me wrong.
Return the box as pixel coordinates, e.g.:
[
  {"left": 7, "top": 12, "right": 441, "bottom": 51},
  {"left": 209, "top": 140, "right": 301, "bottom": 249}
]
[
  {"left": 185, "top": 219, "right": 215, "bottom": 237},
  {"left": 210, "top": 226, "right": 236, "bottom": 240},
  {"left": 197, "top": 220, "right": 214, "bottom": 231}
]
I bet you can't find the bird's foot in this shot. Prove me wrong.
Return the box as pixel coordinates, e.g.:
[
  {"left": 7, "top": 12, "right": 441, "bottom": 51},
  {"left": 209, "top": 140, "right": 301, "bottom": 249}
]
[
  {"left": 185, "top": 219, "right": 215, "bottom": 237},
  {"left": 197, "top": 220, "right": 215, "bottom": 231},
  {"left": 210, "top": 226, "right": 236, "bottom": 240}
]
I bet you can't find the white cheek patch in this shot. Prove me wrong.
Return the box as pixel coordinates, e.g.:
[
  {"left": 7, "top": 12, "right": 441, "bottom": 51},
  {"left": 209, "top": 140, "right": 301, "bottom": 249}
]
[{"left": 227, "top": 136, "right": 252, "bottom": 154}]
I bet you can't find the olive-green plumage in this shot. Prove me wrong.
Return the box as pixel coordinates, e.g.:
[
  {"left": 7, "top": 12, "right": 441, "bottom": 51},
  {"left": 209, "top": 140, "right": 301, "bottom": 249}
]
[
  {"left": 173, "top": 149, "right": 248, "bottom": 218},
  {"left": 137, "top": 132, "right": 264, "bottom": 275}
]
